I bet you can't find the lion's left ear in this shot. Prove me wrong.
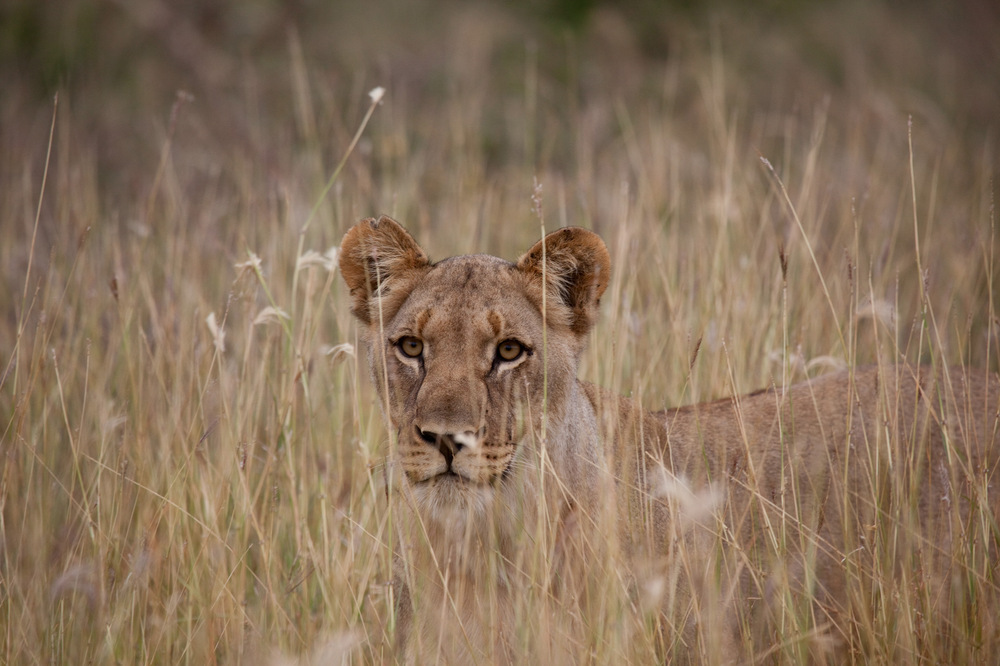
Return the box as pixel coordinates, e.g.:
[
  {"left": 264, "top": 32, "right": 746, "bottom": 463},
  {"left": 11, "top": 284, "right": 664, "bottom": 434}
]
[{"left": 516, "top": 227, "right": 611, "bottom": 335}]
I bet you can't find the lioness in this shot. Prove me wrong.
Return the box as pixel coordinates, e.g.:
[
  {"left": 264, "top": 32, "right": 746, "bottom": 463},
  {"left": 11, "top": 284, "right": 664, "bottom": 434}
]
[{"left": 339, "top": 215, "right": 1000, "bottom": 662}]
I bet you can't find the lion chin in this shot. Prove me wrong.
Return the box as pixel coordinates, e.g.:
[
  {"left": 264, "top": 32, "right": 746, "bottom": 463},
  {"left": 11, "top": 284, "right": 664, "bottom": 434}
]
[{"left": 406, "top": 471, "right": 499, "bottom": 527}]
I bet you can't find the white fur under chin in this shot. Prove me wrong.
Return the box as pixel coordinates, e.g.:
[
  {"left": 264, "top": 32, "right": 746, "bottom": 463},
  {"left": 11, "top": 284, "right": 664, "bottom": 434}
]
[{"left": 409, "top": 474, "right": 496, "bottom": 534}]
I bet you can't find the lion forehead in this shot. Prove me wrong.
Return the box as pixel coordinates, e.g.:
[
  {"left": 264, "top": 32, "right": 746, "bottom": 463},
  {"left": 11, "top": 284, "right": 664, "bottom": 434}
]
[
  {"left": 426, "top": 254, "right": 519, "bottom": 294},
  {"left": 391, "top": 255, "right": 541, "bottom": 334}
]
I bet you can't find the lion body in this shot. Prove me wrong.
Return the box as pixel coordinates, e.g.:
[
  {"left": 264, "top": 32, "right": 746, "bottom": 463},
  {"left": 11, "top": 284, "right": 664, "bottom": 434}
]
[
  {"left": 592, "top": 365, "right": 1000, "bottom": 654},
  {"left": 339, "top": 216, "right": 1000, "bottom": 662}
]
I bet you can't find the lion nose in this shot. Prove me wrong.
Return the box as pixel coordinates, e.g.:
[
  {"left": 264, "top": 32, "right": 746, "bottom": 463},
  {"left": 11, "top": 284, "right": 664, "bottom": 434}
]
[{"left": 416, "top": 427, "right": 479, "bottom": 470}]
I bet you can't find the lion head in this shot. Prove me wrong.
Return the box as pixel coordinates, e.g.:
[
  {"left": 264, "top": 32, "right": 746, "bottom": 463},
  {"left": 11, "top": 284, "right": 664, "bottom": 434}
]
[{"left": 339, "top": 216, "right": 610, "bottom": 527}]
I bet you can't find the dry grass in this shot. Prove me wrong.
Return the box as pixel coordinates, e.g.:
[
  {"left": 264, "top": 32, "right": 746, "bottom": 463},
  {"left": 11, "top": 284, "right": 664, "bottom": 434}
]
[{"left": 2, "top": 0, "right": 999, "bottom": 663}]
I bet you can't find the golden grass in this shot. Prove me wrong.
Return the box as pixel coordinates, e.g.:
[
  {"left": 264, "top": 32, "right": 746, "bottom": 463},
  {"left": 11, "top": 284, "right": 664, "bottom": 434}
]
[{"left": 2, "top": 2, "right": 998, "bottom": 663}]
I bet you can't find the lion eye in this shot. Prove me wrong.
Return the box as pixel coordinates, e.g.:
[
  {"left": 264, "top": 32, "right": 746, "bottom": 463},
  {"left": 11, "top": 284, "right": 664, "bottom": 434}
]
[
  {"left": 398, "top": 337, "right": 424, "bottom": 358},
  {"left": 496, "top": 339, "right": 523, "bottom": 362}
]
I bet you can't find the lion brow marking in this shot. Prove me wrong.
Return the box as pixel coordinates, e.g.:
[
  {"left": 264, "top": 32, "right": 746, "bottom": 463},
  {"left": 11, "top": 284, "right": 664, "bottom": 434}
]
[
  {"left": 487, "top": 310, "right": 503, "bottom": 337},
  {"left": 416, "top": 308, "right": 431, "bottom": 335}
]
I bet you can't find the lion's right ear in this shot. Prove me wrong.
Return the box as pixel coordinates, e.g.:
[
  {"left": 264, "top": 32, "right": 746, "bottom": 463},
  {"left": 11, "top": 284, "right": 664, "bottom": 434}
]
[{"left": 339, "top": 216, "right": 431, "bottom": 325}]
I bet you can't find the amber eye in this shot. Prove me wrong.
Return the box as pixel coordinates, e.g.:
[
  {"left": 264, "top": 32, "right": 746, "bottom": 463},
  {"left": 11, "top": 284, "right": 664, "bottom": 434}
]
[
  {"left": 398, "top": 337, "right": 424, "bottom": 358},
  {"left": 497, "top": 339, "right": 523, "bottom": 362}
]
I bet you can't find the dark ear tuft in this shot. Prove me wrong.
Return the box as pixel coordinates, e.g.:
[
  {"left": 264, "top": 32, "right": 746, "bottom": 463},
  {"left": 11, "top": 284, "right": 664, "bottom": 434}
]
[
  {"left": 339, "top": 216, "right": 430, "bottom": 325},
  {"left": 516, "top": 227, "right": 611, "bottom": 335}
]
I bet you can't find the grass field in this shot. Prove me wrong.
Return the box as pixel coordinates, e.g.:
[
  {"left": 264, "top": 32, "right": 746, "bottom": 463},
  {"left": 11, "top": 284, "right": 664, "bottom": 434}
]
[{"left": 2, "top": 0, "right": 999, "bottom": 662}]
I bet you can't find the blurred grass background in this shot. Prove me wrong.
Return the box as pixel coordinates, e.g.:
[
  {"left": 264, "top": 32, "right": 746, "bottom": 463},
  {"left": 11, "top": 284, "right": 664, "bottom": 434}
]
[{"left": 2, "top": 0, "right": 999, "bottom": 662}]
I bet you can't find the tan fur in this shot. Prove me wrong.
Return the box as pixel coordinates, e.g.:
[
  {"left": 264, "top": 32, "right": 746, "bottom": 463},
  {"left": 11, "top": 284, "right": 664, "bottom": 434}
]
[{"left": 339, "top": 216, "right": 1000, "bottom": 662}]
